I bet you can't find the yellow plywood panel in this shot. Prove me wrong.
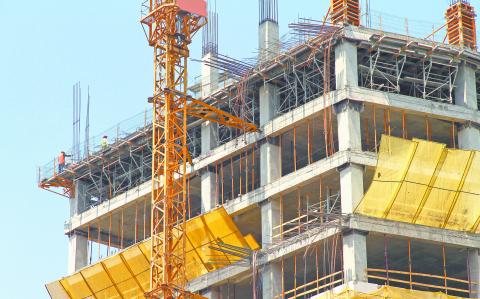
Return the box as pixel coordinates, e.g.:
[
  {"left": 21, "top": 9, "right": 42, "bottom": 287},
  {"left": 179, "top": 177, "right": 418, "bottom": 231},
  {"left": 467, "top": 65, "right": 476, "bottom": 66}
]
[
  {"left": 103, "top": 255, "right": 131, "bottom": 284},
  {"left": 387, "top": 139, "right": 445, "bottom": 222},
  {"left": 122, "top": 245, "right": 149, "bottom": 276},
  {"left": 81, "top": 263, "right": 114, "bottom": 294},
  {"left": 244, "top": 234, "right": 260, "bottom": 251},
  {"left": 416, "top": 149, "right": 471, "bottom": 228},
  {"left": 355, "top": 135, "right": 480, "bottom": 233},
  {"left": 356, "top": 135, "right": 416, "bottom": 218},
  {"left": 446, "top": 152, "right": 480, "bottom": 231},
  {"left": 48, "top": 207, "right": 258, "bottom": 299},
  {"left": 45, "top": 281, "right": 70, "bottom": 299},
  {"left": 60, "top": 273, "right": 92, "bottom": 299}
]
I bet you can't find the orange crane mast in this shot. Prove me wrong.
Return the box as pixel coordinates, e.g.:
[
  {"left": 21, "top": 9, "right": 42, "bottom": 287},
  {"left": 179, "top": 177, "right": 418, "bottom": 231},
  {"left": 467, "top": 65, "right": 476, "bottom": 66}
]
[{"left": 140, "top": 1, "right": 256, "bottom": 298}]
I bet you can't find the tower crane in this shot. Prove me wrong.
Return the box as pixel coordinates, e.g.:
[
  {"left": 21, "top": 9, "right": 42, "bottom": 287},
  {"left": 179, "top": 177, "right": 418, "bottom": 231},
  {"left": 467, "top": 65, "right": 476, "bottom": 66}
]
[{"left": 140, "top": 1, "right": 257, "bottom": 298}]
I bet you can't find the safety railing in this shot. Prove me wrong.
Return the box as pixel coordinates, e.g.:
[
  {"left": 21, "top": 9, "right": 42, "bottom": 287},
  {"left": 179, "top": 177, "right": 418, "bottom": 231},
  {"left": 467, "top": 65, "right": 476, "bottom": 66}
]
[
  {"left": 38, "top": 108, "right": 152, "bottom": 184},
  {"left": 274, "top": 270, "right": 344, "bottom": 299},
  {"left": 367, "top": 268, "right": 476, "bottom": 296}
]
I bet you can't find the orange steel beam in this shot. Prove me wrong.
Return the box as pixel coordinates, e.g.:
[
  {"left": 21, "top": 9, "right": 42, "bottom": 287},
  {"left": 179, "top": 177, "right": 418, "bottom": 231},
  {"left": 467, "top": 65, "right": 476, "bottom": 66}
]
[
  {"left": 141, "top": 1, "right": 256, "bottom": 298},
  {"left": 330, "top": 0, "right": 360, "bottom": 26},
  {"left": 446, "top": 0, "right": 477, "bottom": 50}
]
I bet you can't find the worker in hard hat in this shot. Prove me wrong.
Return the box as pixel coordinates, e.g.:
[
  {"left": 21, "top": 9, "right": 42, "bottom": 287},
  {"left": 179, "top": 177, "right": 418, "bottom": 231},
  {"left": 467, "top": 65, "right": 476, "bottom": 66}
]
[
  {"left": 101, "top": 135, "right": 108, "bottom": 150},
  {"left": 58, "top": 151, "right": 71, "bottom": 173}
]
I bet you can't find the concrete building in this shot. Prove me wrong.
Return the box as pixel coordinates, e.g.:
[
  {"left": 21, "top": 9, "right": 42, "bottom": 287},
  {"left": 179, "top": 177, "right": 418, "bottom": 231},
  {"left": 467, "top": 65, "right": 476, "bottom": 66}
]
[{"left": 40, "top": 0, "right": 480, "bottom": 298}]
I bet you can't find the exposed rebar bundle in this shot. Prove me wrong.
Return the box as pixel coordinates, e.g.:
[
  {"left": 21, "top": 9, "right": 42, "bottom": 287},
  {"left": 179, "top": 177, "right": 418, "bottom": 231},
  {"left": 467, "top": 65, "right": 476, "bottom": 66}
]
[
  {"left": 202, "top": 10, "right": 218, "bottom": 56},
  {"left": 259, "top": 0, "right": 278, "bottom": 25}
]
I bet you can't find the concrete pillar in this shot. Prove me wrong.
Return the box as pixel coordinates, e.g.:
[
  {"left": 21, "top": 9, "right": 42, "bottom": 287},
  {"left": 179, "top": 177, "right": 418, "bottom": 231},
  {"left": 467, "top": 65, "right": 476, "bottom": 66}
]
[
  {"left": 259, "top": 20, "right": 280, "bottom": 63},
  {"left": 468, "top": 249, "right": 480, "bottom": 298},
  {"left": 260, "top": 83, "right": 278, "bottom": 127},
  {"left": 261, "top": 198, "right": 281, "bottom": 247},
  {"left": 455, "top": 63, "right": 477, "bottom": 110},
  {"left": 335, "top": 100, "right": 364, "bottom": 214},
  {"left": 262, "top": 261, "right": 282, "bottom": 299},
  {"left": 201, "top": 122, "right": 218, "bottom": 213},
  {"left": 336, "top": 100, "right": 363, "bottom": 152},
  {"left": 335, "top": 41, "right": 358, "bottom": 90},
  {"left": 70, "top": 180, "right": 87, "bottom": 216},
  {"left": 67, "top": 231, "right": 88, "bottom": 274},
  {"left": 201, "top": 167, "right": 218, "bottom": 213},
  {"left": 458, "top": 122, "right": 480, "bottom": 151},
  {"left": 200, "top": 50, "right": 220, "bottom": 214},
  {"left": 67, "top": 181, "right": 89, "bottom": 274},
  {"left": 339, "top": 163, "right": 364, "bottom": 214},
  {"left": 342, "top": 230, "right": 368, "bottom": 283},
  {"left": 202, "top": 52, "right": 219, "bottom": 99},
  {"left": 455, "top": 63, "right": 480, "bottom": 152},
  {"left": 202, "top": 286, "right": 221, "bottom": 299}
]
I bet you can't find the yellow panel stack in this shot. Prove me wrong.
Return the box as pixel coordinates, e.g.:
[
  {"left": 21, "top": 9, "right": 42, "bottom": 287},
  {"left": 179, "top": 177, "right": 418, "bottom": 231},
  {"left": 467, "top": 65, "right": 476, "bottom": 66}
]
[
  {"left": 355, "top": 135, "right": 480, "bottom": 233},
  {"left": 46, "top": 207, "right": 260, "bottom": 299}
]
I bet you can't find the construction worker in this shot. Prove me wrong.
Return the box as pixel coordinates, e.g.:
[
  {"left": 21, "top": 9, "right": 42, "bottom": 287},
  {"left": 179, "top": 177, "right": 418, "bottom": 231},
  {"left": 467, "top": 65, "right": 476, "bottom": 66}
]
[
  {"left": 58, "top": 151, "right": 71, "bottom": 173},
  {"left": 101, "top": 135, "right": 108, "bottom": 150}
]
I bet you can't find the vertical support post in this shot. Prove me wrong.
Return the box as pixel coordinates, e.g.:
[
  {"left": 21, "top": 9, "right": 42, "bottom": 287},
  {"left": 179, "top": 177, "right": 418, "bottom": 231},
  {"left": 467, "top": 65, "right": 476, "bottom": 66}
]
[
  {"left": 469, "top": 249, "right": 480, "bottom": 298},
  {"left": 455, "top": 63, "right": 480, "bottom": 151},
  {"left": 202, "top": 287, "right": 221, "bottom": 299},
  {"left": 67, "top": 180, "right": 88, "bottom": 274},
  {"left": 335, "top": 41, "right": 358, "bottom": 90},
  {"left": 201, "top": 120, "right": 218, "bottom": 213},
  {"left": 334, "top": 39, "right": 367, "bottom": 284},
  {"left": 342, "top": 230, "right": 368, "bottom": 283}
]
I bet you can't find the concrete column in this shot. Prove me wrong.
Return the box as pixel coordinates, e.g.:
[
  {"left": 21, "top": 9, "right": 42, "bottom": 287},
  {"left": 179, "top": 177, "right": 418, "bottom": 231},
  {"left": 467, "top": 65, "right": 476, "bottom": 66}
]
[
  {"left": 202, "top": 52, "right": 219, "bottom": 99},
  {"left": 67, "top": 181, "right": 89, "bottom": 274},
  {"left": 468, "top": 249, "right": 480, "bottom": 298},
  {"left": 335, "top": 100, "right": 363, "bottom": 152},
  {"left": 339, "top": 163, "right": 364, "bottom": 214},
  {"left": 261, "top": 198, "right": 281, "bottom": 247},
  {"left": 201, "top": 167, "right": 218, "bottom": 213},
  {"left": 67, "top": 231, "right": 88, "bottom": 274},
  {"left": 455, "top": 63, "right": 477, "bottom": 110},
  {"left": 260, "top": 83, "right": 278, "bottom": 127},
  {"left": 335, "top": 100, "right": 364, "bottom": 214},
  {"left": 262, "top": 261, "right": 282, "bottom": 299},
  {"left": 259, "top": 20, "right": 280, "bottom": 63},
  {"left": 458, "top": 122, "right": 480, "bottom": 151},
  {"left": 335, "top": 41, "right": 358, "bottom": 90},
  {"left": 201, "top": 122, "right": 218, "bottom": 213},
  {"left": 342, "top": 230, "right": 368, "bottom": 283},
  {"left": 70, "top": 180, "right": 87, "bottom": 216},
  {"left": 455, "top": 63, "right": 480, "bottom": 152},
  {"left": 200, "top": 51, "right": 220, "bottom": 214},
  {"left": 202, "top": 286, "right": 221, "bottom": 299}
]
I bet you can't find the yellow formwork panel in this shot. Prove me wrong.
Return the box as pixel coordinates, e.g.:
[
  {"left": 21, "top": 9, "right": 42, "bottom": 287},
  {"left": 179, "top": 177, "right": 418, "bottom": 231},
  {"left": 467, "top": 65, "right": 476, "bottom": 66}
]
[
  {"left": 355, "top": 135, "right": 480, "bottom": 233},
  {"left": 316, "top": 285, "right": 472, "bottom": 298},
  {"left": 46, "top": 207, "right": 258, "bottom": 299}
]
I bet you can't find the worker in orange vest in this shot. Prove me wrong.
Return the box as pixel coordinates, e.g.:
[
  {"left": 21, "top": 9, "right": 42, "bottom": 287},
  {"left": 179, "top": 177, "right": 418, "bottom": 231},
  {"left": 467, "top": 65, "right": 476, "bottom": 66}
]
[{"left": 58, "top": 151, "right": 71, "bottom": 173}]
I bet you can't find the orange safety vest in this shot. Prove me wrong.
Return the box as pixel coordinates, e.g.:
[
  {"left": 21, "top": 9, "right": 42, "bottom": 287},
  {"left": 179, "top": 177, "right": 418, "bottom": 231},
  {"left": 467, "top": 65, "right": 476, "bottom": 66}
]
[{"left": 58, "top": 153, "right": 65, "bottom": 165}]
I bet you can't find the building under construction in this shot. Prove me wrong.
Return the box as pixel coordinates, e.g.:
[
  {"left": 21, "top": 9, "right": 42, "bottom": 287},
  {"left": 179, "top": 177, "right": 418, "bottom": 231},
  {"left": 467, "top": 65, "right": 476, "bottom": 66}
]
[{"left": 39, "top": 0, "right": 480, "bottom": 298}]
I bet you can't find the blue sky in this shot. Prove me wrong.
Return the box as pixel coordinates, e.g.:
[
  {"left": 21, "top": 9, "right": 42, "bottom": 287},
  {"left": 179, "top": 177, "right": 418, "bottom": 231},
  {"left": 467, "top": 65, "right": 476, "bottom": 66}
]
[{"left": 0, "top": 0, "right": 468, "bottom": 297}]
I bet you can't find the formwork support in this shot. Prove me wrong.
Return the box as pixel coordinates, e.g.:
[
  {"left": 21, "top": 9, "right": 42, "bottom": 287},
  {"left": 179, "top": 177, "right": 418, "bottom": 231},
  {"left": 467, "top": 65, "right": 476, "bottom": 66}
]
[
  {"left": 331, "top": 0, "right": 360, "bottom": 27},
  {"left": 446, "top": 0, "right": 477, "bottom": 50}
]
